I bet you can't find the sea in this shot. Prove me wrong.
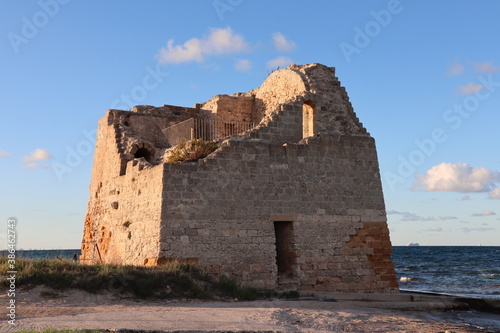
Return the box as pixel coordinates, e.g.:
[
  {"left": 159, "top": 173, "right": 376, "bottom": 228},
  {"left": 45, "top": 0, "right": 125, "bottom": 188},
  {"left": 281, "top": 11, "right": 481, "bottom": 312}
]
[
  {"left": 392, "top": 246, "right": 500, "bottom": 300},
  {"left": 3, "top": 246, "right": 500, "bottom": 299}
]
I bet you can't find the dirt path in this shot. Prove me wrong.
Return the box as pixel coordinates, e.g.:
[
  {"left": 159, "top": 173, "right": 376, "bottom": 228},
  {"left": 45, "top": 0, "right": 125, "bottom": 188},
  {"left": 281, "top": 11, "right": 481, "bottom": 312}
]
[{"left": 1, "top": 287, "right": 499, "bottom": 332}]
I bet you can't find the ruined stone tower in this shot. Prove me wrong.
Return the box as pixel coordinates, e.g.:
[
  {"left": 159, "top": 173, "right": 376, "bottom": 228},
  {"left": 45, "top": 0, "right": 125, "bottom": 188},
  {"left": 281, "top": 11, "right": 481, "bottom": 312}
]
[{"left": 81, "top": 63, "right": 399, "bottom": 292}]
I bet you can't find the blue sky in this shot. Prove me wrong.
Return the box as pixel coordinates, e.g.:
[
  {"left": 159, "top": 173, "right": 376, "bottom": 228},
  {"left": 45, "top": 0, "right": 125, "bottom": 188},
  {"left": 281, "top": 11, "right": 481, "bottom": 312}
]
[{"left": 1, "top": 0, "right": 499, "bottom": 249}]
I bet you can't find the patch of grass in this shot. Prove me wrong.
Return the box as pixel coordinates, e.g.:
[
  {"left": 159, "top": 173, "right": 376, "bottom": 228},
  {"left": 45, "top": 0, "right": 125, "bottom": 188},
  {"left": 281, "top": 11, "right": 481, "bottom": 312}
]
[
  {"left": 166, "top": 139, "right": 219, "bottom": 164},
  {"left": 0, "top": 257, "right": 299, "bottom": 302},
  {"left": 1, "top": 258, "right": 216, "bottom": 300},
  {"left": 215, "top": 274, "right": 258, "bottom": 301},
  {"left": 0, "top": 258, "right": 77, "bottom": 290}
]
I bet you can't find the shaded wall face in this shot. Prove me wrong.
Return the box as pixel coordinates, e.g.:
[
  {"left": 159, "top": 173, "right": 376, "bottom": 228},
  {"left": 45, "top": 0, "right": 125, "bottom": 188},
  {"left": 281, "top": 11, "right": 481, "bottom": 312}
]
[
  {"left": 159, "top": 136, "right": 397, "bottom": 292},
  {"left": 115, "top": 107, "right": 201, "bottom": 154}
]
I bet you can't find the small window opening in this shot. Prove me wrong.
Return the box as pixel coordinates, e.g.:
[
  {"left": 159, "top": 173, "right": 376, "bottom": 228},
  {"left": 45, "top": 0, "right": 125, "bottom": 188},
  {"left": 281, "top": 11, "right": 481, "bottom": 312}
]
[
  {"left": 274, "top": 221, "right": 296, "bottom": 279},
  {"left": 134, "top": 147, "right": 153, "bottom": 163},
  {"left": 302, "top": 100, "right": 316, "bottom": 138}
]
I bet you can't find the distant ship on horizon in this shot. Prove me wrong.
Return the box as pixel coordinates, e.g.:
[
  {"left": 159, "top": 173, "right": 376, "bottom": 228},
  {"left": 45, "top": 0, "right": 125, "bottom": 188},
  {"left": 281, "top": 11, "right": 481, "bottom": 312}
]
[{"left": 407, "top": 242, "right": 420, "bottom": 246}]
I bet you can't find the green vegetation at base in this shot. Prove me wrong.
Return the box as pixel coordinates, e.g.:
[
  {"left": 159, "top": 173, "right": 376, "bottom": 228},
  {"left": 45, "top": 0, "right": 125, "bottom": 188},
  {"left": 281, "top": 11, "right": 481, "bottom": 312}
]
[{"left": 0, "top": 258, "right": 302, "bottom": 301}]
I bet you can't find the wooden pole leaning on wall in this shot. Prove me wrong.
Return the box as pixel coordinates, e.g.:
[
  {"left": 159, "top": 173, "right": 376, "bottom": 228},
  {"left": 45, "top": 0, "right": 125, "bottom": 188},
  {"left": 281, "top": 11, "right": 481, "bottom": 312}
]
[{"left": 94, "top": 243, "right": 103, "bottom": 264}]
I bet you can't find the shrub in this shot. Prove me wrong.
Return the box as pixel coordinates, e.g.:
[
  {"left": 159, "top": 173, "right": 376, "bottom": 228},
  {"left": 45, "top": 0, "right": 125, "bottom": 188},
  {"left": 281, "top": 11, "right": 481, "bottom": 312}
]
[{"left": 166, "top": 139, "right": 219, "bottom": 164}]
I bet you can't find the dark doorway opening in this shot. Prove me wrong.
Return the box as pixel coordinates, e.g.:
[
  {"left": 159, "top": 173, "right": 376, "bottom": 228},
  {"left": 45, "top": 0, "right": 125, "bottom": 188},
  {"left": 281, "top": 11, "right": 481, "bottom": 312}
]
[
  {"left": 134, "top": 147, "right": 153, "bottom": 163},
  {"left": 274, "top": 221, "right": 295, "bottom": 279}
]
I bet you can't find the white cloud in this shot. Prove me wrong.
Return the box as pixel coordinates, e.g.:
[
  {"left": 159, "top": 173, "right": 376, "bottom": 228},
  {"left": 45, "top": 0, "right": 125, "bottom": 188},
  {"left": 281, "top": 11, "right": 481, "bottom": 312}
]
[
  {"left": 472, "top": 210, "right": 496, "bottom": 217},
  {"left": 489, "top": 187, "right": 500, "bottom": 199},
  {"left": 447, "top": 63, "right": 464, "bottom": 76},
  {"left": 157, "top": 38, "right": 203, "bottom": 64},
  {"left": 0, "top": 150, "right": 13, "bottom": 158},
  {"left": 22, "top": 148, "right": 52, "bottom": 169},
  {"left": 266, "top": 56, "right": 293, "bottom": 70},
  {"left": 273, "top": 32, "right": 296, "bottom": 52},
  {"left": 156, "top": 27, "right": 248, "bottom": 64},
  {"left": 474, "top": 62, "right": 500, "bottom": 73},
  {"left": 457, "top": 83, "right": 484, "bottom": 95},
  {"left": 423, "top": 226, "right": 443, "bottom": 232},
  {"left": 203, "top": 27, "right": 248, "bottom": 54},
  {"left": 415, "top": 162, "right": 499, "bottom": 193},
  {"left": 235, "top": 59, "right": 251, "bottom": 72},
  {"left": 23, "top": 148, "right": 52, "bottom": 162},
  {"left": 461, "top": 195, "right": 471, "bottom": 201}
]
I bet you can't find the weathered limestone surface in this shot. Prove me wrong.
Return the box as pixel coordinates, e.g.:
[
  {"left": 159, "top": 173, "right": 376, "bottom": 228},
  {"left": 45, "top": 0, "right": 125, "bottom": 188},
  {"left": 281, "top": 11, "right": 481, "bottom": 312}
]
[{"left": 81, "top": 63, "right": 398, "bottom": 292}]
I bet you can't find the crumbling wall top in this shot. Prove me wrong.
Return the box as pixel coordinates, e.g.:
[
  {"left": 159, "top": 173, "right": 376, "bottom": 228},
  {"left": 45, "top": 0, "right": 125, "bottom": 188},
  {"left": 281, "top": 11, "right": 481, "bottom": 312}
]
[{"left": 240, "top": 63, "right": 367, "bottom": 136}]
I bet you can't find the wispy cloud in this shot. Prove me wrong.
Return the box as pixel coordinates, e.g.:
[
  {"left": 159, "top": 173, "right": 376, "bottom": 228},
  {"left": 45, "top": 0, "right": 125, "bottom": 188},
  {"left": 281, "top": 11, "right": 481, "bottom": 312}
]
[
  {"left": 235, "top": 59, "right": 251, "bottom": 72},
  {"left": 447, "top": 62, "right": 464, "bottom": 76},
  {"left": 415, "top": 162, "right": 499, "bottom": 193},
  {"left": 439, "top": 216, "right": 458, "bottom": 220},
  {"left": 0, "top": 150, "right": 13, "bottom": 158},
  {"left": 266, "top": 56, "right": 293, "bottom": 71},
  {"left": 462, "top": 227, "right": 496, "bottom": 233},
  {"left": 402, "top": 214, "right": 435, "bottom": 222},
  {"left": 156, "top": 27, "right": 248, "bottom": 64},
  {"left": 22, "top": 148, "right": 52, "bottom": 169},
  {"left": 474, "top": 62, "right": 500, "bottom": 73},
  {"left": 457, "top": 82, "right": 484, "bottom": 95},
  {"left": 387, "top": 210, "right": 435, "bottom": 221},
  {"left": 423, "top": 226, "right": 443, "bottom": 232},
  {"left": 273, "top": 32, "right": 296, "bottom": 52},
  {"left": 472, "top": 210, "right": 496, "bottom": 217}
]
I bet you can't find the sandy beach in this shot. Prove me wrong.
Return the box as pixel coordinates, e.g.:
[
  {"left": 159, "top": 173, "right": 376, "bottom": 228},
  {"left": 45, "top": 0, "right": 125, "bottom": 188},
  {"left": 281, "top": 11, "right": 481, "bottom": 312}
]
[{"left": 1, "top": 287, "right": 499, "bottom": 332}]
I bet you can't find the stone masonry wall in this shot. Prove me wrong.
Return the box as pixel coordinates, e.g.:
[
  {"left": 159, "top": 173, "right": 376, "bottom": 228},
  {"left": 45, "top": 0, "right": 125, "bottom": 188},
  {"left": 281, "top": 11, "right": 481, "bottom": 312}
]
[
  {"left": 81, "top": 111, "right": 164, "bottom": 265},
  {"left": 201, "top": 95, "right": 255, "bottom": 123},
  {"left": 82, "top": 63, "right": 398, "bottom": 292},
  {"left": 158, "top": 134, "right": 397, "bottom": 292},
  {"left": 247, "top": 68, "right": 307, "bottom": 123}
]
